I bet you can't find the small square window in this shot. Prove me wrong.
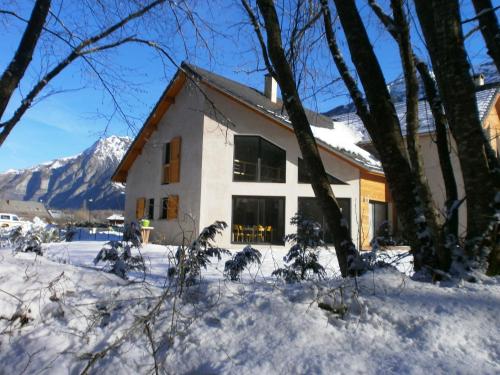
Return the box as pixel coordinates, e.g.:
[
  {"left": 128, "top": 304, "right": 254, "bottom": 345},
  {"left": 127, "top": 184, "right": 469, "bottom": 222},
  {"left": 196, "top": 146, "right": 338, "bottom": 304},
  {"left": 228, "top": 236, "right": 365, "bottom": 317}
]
[{"left": 147, "top": 198, "right": 155, "bottom": 220}]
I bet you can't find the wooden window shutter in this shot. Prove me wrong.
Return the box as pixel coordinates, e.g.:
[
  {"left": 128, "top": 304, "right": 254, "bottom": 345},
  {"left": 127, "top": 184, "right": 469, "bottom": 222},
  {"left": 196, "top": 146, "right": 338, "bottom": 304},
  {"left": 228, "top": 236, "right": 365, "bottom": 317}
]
[
  {"left": 169, "top": 137, "right": 181, "bottom": 183},
  {"left": 167, "top": 195, "right": 179, "bottom": 220},
  {"left": 136, "top": 197, "right": 146, "bottom": 219}
]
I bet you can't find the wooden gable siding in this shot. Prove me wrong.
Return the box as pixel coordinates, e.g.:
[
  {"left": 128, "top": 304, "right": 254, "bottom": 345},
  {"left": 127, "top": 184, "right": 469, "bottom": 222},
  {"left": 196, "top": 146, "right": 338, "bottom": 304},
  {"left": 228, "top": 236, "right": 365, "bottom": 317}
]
[{"left": 359, "top": 171, "right": 390, "bottom": 250}]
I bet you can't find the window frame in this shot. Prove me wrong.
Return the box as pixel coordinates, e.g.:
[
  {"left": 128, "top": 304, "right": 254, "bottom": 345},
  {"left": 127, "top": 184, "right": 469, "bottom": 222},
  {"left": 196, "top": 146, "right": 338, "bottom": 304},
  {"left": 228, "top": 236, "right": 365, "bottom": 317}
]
[
  {"left": 147, "top": 198, "right": 155, "bottom": 220},
  {"left": 297, "top": 158, "right": 348, "bottom": 185},
  {"left": 160, "top": 197, "right": 169, "bottom": 220},
  {"left": 231, "top": 195, "right": 286, "bottom": 245},
  {"left": 297, "top": 196, "right": 351, "bottom": 244},
  {"left": 370, "top": 200, "right": 388, "bottom": 236},
  {"left": 232, "top": 135, "right": 286, "bottom": 183}
]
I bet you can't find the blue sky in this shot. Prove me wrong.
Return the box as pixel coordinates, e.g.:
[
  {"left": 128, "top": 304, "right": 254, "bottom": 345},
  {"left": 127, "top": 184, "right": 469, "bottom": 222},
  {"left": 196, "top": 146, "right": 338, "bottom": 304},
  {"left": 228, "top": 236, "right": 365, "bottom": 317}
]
[{"left": 0, "top": 0, "right": 493, "bottom": 172}]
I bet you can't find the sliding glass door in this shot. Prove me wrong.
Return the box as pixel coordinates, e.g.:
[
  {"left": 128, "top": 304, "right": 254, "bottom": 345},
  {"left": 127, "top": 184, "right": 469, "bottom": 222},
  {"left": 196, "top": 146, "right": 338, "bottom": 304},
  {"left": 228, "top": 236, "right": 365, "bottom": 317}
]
[{"left": 232, "top": 196, "right": 285, "bottom": 245}]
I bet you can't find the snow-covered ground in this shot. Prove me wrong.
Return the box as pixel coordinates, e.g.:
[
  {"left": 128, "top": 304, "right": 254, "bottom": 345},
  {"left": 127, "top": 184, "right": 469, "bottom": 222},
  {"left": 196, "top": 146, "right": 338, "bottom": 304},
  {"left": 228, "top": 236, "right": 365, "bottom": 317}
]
[{"left": 0, "top": 241, "right": 499, "bottom": 374}]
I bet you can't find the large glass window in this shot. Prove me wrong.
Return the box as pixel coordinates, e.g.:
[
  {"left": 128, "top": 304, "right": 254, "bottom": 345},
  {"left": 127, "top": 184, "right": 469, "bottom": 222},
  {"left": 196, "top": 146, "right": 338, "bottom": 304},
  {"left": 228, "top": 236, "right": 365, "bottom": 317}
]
[
  {"left": 232, "top": 196, "right": 285, "bottom": 244},
  {"left": 298, "top": 158, "right": 347, "bottom": 184},
  {"left": 233, "top": 136, "right": 286, "bottom": 182},
  {"left": 297, "top": 197, "right": 351, "bottom": 244}
]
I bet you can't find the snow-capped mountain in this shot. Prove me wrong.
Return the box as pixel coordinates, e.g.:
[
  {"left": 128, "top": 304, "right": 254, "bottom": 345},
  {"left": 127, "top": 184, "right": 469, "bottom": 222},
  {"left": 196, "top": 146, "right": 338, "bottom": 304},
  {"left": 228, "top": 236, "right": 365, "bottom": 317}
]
[
  {"left": 0, "top": 135, "right": 131, "bottom": 210},
  {"left": 325, "top": 61, "right": 499, "bottom": 116}
]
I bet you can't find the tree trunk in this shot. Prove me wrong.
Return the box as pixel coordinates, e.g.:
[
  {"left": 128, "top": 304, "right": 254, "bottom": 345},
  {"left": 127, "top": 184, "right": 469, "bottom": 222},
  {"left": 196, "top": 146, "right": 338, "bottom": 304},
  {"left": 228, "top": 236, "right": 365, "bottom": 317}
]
[
  {"left": 0, "top": 0, "right": 51, "bottom": 119},
  {"left": 368, "top": 0, "right": 459, "bottom": 268},
  {"left": 255, "top": 0, "right": 360, "bottom": 277},
  {"left": 329, "top": 0, "right": 438, "bottom": 271},
  {"left": 472, "top": 0, "right": 500, "bottom": 73},
  {"left": 391, "top": 0, "right": 448, "bottom": 270},
  {"left": 415, "top": 61, "right": 459, "bottom": 247},
  {"left": 414, "top": 0, "right": 499, "bottom": 263}
]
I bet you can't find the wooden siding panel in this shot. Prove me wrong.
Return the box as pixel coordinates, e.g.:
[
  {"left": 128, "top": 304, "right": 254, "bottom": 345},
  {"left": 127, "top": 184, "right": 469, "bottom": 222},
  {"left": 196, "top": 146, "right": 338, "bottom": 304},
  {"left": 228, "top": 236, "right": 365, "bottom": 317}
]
[{"left": 359, "top": 172, "right": 389, "bottom": 250}]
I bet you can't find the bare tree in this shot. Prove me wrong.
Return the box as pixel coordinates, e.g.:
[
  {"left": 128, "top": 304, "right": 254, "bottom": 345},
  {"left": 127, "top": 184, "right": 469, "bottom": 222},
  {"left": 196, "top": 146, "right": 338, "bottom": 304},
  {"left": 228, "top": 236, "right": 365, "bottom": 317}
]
[
  {"left": 242, "top": 0, "right": 361, "bottom": 277},
  {"left": 0, "top": 0, "right": 180, "bottom": 146},
  {"left": 320, "top": 0, "right": 441, "bottom": 272},
  {"left": 471, "top": 0, "right": 500, "bottom": 73},
  {"left": 0, "top": 0, "right": 51, "bottom": 119},
  {"left": 414, "top": 0, "right": 499, "bottom": 274},
  {"left": 367, "top": 0, "right": 459, "bottom": 268}
]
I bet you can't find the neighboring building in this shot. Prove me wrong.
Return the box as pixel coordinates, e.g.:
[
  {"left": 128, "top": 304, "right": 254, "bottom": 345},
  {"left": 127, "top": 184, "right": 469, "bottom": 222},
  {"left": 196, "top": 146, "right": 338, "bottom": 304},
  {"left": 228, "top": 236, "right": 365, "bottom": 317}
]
[
  {"left": 331, "top": 81, "right": 500, "bottom": 236},
  {"left": 0, "top": 199, "right": 52, "bottom": 221},
  {"left": 112, "top": 63, "right": 391, "bottom": 249},
  {"left": 107, "top": 214, "right": 125, "bottom": 226}
]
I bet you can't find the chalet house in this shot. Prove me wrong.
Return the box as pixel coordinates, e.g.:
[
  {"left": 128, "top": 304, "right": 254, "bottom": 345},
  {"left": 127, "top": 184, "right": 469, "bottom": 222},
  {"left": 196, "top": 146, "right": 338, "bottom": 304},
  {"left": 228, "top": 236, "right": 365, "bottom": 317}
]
[
  {"left": 332, "top": 77, "right": 500, "bottom": 235},
  {"left": 112, "top": 63, "right": 391, "bottom": 249}
]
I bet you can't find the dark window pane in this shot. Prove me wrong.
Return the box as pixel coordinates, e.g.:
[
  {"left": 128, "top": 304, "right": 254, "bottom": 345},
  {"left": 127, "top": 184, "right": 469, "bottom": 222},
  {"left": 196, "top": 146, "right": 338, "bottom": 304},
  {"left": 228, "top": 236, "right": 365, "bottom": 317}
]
[
  {"left": 232, "top": 196, "right": 285, "bottom": 244},
  {"left": 234, "top": 136, "right": 259, "bottom": 181},
  {"left": 260, "top": 138, "right": 286, "bottom": 182},
  {"left": 161, "top": 197, "right": 168, "bottom": 219},
  {"left": 297, "top": 158, "right": 347, "bottom": 185},
  {"left": 371, "top": 201, "right": 388, "bottom": 234},
  {"left": 233, "top": 136, "right": 286, "bottom": 183},
  {"left": 148, "top": 198, "right": 154, "bottom": 220},
  {"left": 165, "top": 143, "right": 171, "bottom": 165},
  {"left": 298, "top": 197, "right": 351, "bottom": 244}
]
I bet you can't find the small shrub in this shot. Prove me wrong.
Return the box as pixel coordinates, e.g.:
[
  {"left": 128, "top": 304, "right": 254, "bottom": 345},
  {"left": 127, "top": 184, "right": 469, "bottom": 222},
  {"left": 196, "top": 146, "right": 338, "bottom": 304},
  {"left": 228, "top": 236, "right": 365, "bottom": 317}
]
[
  {"left": 10, "top": 225, "right": 60, "bottom": 255},
  {"left": 224, "top": 245, "right": 262, "bottom": 281},
  {"left": 64, "top": 225, "right": 78, "bottom": 242},
  {"left": 10, "top": 227, "right": 43, "bottom": 255},
  {"left": 272, "top": 215, "right": 326, "bottom": 283},
  {"left": 93, "top": 223, "right": 145, "bottom": 279},
  {"left": 169, "top": 221, "right": 229, "bottom": 288}
]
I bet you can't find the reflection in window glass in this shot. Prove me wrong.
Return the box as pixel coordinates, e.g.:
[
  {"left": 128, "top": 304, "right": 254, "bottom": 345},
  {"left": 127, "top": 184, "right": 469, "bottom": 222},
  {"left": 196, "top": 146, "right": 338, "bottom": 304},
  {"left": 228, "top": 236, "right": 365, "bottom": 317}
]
[
  {"left": 233, "top": 136, "right": 285, "bottom": 182},
  {"left": 232, "top": 196, "right": 285, "bottom": 244},
  {"left": 297, "top": 158, "right": 347, "bottom": 185},
  {"left": 298, "top": 197, "right": 351, "bottom": 244},
  {"left": 371, "top": 201, "right": 388, "bottom": 235}
]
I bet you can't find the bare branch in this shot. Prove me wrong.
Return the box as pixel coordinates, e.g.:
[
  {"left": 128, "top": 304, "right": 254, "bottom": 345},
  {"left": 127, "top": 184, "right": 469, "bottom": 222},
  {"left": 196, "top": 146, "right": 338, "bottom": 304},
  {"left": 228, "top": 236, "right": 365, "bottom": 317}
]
[{"left": 240, "top": 0, "right": 276, "bottom": 77}]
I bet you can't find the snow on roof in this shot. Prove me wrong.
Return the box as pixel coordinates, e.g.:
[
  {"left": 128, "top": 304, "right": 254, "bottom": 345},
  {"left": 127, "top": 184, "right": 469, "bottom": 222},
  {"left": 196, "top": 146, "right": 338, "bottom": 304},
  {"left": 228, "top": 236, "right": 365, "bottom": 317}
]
[
  {"left": 312, "top": 122, "right": 382, "bottom": 171},
  {"left": 332, "top": 85, "right": 499, "bottom": 143},
  {"left": 107, "top": 214, "right": 124, "bottom": 221}
]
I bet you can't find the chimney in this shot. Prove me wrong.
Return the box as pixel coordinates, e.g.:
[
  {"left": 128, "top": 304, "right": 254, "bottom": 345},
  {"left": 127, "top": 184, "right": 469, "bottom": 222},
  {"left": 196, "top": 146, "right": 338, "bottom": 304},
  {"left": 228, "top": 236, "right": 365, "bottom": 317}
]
[
  {"left": 473, "top": 73, "right": 485, "bottom": 87},
  {"left": 264, "top": 74, "right": 277, "bottom": 103}
]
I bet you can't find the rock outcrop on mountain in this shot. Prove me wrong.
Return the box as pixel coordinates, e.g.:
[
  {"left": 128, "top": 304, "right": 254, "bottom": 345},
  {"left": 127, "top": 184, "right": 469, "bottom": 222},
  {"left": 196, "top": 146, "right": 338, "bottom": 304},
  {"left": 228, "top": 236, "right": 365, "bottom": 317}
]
[{"left": 0, "top": 136, "right": 131, "bottom": 210}]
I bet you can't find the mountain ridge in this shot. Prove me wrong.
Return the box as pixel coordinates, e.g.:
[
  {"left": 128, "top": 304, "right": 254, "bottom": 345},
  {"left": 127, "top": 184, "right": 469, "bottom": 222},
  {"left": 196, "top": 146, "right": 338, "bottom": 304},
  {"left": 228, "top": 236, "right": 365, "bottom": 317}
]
[{"left": 0, "top": 135, "right": 131, "bottom": 210}]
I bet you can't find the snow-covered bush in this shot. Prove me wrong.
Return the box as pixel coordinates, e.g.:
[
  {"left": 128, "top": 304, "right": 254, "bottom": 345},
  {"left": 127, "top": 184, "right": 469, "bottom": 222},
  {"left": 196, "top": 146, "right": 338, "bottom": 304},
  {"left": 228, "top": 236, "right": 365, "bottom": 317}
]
[
  {"left": 9, "top": 225, "right": 60, "bottom": 255},
  {"left": 64, "top": 225, "right": 78, "bottom": 242},
  {"left": 10, "top": 227, "right": 43, "bottom": 255},
  {"left": 93, "top": 223, "right": 145, "bottom": 279},
  {"left": 224, "top": 245, "right": 262, "bottom": 281},
  {"left": 272, "top": 215, "right": 326, "bottom": 283},
  {"left": 169, "top": 221, "right": 229, "bottom": 288}
]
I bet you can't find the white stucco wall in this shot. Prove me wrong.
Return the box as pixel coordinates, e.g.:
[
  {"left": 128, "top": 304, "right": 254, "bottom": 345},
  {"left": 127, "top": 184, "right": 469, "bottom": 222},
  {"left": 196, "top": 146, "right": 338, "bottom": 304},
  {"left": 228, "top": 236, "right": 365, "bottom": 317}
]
[
  {"left": 124, "top": 82, "right": 205, "bottom": 243},
  {"left": 199, "top": 87, "right": 361, "bottom": 249},
  {"left": 418, "top": 132, "right": 467, "bottom": 235}
]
